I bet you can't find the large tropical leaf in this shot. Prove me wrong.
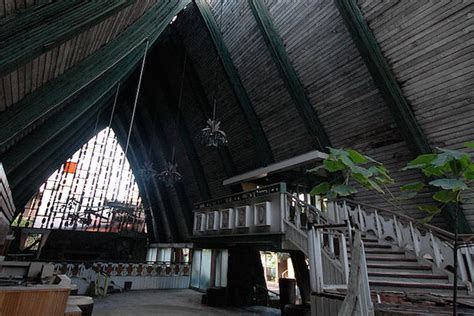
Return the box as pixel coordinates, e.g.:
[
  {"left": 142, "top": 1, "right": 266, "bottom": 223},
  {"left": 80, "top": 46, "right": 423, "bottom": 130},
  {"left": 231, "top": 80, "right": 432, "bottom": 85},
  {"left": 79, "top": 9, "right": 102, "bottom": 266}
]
[
  {"left": 429, "top": 178, "right": 468, "bottom": 191},
  {"left": 331, "top": 184, "right": 357, "bottom": 196},
  {"left": 432, "top": 191, "right": 458, "bottom": 203},
  {"left": 310, "top": 182, "right": 330, "bottom": 196}
]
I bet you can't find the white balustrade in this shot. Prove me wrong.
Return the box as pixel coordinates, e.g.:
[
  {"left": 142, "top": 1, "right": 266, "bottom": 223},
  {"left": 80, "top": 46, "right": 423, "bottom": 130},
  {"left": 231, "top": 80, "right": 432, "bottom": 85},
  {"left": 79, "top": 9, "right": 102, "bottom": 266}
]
[{"left": 330, "top": 199, "right": 474, "bottom": 292}]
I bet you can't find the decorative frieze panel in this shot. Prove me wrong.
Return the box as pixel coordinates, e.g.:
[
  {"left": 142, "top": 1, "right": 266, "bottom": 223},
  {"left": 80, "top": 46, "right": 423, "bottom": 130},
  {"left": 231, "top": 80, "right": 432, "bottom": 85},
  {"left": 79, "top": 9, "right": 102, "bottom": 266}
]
[
  {"left": 235, "top": 205, "right": 251, "bottom": 228},
  {"left": 254, "top": 201, "right": 271, "bottom": 226},
  {"left": 206, "top": 211, "right": 219, "bottom": 231},
  {"left": 219, "top": 208, "right": 233, "bottom": 229},
  {"left": 194, "top": 213, "right": 205, "bottom": 232},
  {"left": 193, "top": 183, "right": 286, "bottom": 238}
]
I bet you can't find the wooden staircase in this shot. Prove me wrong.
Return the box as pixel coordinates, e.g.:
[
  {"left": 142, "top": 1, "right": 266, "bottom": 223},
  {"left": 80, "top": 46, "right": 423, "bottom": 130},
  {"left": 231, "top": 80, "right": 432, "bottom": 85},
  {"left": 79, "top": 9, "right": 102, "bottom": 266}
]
[
  {"left": 283, "top": 194, "right": 474, "bottom": 312},
  {"left": 357, "top": 233, "right": 470, "bottom": 297}
]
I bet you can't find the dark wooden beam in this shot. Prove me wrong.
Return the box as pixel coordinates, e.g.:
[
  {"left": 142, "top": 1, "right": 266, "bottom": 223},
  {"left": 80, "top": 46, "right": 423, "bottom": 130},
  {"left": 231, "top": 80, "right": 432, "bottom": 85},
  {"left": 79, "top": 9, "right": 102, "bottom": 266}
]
[
  {"left": 129, "top": 89, "right": 193, "bottom": 238},
  {"left": 13, "top": 119, "right": 100, "bottom": 210},
  {"left": 144, "top": 62, "right": 212, "bottom": 201},
  {"left": 113, "top": 110, "right": 172, "bottom": 242},
  {"left": 194, "top": 0, "right": 274, "bottom": 166},
  {"left": 167, "top": 28, "right": 238, "bottom": 179},
  {"left": 0, "top": 0, "right": 190, "bottom": 152},
  {"left": 117, "top": 97, "right": 185, "bottom": 241},
  {"left": 248, "top": 0, "right": 331, "bottom": 151},
  {"left": 8, "top": 106, "right": 103, "bottom": 193},
  {"left": 0, "top": 0, "right": 132, "bottom": 76},
  {"left": 335, "top": 0, "right": 471, "bottom": 233},
  {"left": 1, "top": 85, "right": 117, "bottom": 176}
]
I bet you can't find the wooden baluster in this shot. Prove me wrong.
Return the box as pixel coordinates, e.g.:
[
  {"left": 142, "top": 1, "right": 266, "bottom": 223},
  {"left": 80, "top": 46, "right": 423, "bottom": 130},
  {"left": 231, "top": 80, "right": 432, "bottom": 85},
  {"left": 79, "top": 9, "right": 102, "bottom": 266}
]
[
  {"left": 339, "top": 233, "right": 349, "bottom": 284},
  {"left": 429, "top": 231, "right": 442, "bottom": 268},
  {"left": 295, "top": 204, "right": 301, "bottom": 229},
  {"left": 462, "top": 246, "right": 474, "bottom": 285},
  {"left": 457, "top": 247, "right": 468, "bottom": 283},
  {"left": 375, "top": 210, "right": 382, "bottom": 239},
  {"left": 409, "top": 222, "right": 420, "bottom": 256},
  {"left": 328, "top": 232, "right": 335, "bottom": 255},
  {"left": 357, "top": 204, "right": 364, "bottom": 231},
  {"left": 394, "top": 216, "right": 403, "bottom": 247},
  {"left": 308, "top": 227, "right": 324, "bottom": 293}
]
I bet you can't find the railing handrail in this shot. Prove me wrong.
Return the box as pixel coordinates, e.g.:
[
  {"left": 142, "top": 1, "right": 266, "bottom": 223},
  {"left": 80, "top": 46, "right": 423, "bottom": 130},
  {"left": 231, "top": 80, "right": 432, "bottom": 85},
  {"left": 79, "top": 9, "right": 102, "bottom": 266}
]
[
  {"left": 339, "top": 198, "right": 474, "bottom": 245},
  {"left": 51, "top": 260, "right": 190, "bottom": 265},
  {"left": 285, "top": 192, "right": 331, "bottom": 225},
  {"left": 255, "top": 283, "right": 280, "bottom": 297}
]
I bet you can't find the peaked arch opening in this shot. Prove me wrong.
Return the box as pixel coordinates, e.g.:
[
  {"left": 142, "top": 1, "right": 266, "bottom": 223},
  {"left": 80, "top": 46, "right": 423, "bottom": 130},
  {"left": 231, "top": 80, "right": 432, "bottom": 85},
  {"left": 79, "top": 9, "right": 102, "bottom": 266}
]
[{"left": 13, "top": 127, "right": 147, "bottom": 233}]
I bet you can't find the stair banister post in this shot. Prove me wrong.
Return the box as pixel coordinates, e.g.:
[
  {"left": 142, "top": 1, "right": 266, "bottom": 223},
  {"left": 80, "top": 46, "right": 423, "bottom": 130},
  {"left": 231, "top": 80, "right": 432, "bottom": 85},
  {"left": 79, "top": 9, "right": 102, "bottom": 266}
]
[
  {"left": 307, "top": 226, "right": 323, "bottom": 293},
  {"left": 429, "top": 231, "right": 442, "bottom": 268},
  {"left": 295, "top": 203, "right": 301, "bottom": 230},
  {"left": 374, "top": 210, "right": 382, "bottom": 239},
  {"left": 357, "top": 204, "right": 364, "bottom": 231},
  {"left": 457, "top": 247, "right": 468, "bottom": 283},
  {"left": 281, "top": 194, "right": 286, "bottom": 232},
  {"left": 359, "top": 239, "right": 374, "bottom": 315},
  {"left": 462, "top": 246, "right": 474, "bottom": 285},
  {"left": 394, "top": 216, "right": 403, "bottom": 247},
  {"left": 328, "top": 231, "right": 335, "bottom": 255},
  {"left": 409, "top": 222, "right": 420, "bottom": 256},
  {"left": 340, "top": 232, "right": 349, "bottom": 284},
  {"left": 315, "top": 228, "right": 324, "bottom": 292}
]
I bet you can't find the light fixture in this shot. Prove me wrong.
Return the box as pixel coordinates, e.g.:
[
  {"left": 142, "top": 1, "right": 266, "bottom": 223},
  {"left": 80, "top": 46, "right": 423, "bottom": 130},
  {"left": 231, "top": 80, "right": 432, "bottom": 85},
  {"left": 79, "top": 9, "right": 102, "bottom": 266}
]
[
  {"left": 200, "top": 118, "right": 227, "bottom": 147},
  {"left": 158, "top": 161, "right": 182, "bottom": 187},
  {"left": 200, "top": 0, "right": 228, "bottom": 148},
  {"left": 138, "top": 161, "right": 158, "bottom": 181}
]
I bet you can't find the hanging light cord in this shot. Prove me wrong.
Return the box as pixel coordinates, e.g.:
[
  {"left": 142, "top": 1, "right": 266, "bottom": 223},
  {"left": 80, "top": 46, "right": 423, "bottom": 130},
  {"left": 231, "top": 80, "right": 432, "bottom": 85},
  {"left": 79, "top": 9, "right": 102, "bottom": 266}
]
[
  {"left": 170, "top": 51, "right": 188, "bottom": 162},
  {"left": 211, "top": 0, "right": 224, "bottom": 121},
  {"left": 115, "top": 40, "right": 149, "bottom": 200},
  {"left": 124, "top": 39, "right": 149, "bottom": 157}
]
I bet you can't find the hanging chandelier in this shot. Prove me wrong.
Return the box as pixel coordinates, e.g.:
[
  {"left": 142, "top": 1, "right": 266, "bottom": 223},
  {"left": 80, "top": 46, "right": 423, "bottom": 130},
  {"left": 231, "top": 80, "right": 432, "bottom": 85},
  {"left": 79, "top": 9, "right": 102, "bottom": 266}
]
[
  {"left": 138, "top": 161, "right": 158, "bottom": 181},
  {"left": 158, "top": 161, "right": 182, "bottom": 187},
  {"left": 200, "top": 118, "right": 227, "bottom": 147},
  {"left": 200, "top": 0, "right": 228, "bottom": 148}
]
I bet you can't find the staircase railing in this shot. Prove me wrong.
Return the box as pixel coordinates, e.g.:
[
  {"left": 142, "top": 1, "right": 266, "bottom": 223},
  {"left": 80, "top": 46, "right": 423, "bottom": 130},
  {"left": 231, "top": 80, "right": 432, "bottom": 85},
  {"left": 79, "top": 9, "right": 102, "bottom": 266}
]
[
  {"left": 330, "top": 199, "right": 474, "bottom": 290},
  {"left": 284, "top": 194, "right": 350, "bottom": 293}
]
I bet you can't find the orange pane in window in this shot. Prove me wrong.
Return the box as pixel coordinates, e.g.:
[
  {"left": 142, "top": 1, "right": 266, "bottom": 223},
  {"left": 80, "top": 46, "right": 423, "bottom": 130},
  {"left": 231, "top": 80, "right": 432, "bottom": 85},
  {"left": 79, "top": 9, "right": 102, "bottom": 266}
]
[{"left": 64, "top": 162, "right": 78, "bottom": 174}]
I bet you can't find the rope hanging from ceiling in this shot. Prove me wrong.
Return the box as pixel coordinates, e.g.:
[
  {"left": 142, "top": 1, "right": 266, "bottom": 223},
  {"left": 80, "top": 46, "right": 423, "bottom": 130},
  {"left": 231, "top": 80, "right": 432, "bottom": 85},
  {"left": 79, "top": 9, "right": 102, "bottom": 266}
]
[{"left": 200, "top": 0, "right": 228, "bottom": 148}]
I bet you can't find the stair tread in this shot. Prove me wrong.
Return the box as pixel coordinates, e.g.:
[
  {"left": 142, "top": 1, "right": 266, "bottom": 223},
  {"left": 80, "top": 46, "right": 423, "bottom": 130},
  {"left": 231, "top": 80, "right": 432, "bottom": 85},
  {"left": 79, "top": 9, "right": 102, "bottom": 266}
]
[
  {"left": 370, "top": 280, "right": 467, "bottom": 289},
  {"left": 368, "top": 271, "right": 448, "bottom": 279},
  {"left": 366, "top": 263, "right": 432, "bottom": 270}
]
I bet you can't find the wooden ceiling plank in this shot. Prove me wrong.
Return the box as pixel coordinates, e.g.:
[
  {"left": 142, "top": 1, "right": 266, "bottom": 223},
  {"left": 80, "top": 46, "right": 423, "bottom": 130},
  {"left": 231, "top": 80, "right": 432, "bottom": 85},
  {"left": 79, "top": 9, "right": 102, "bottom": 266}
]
[
  {"left": 0, "top": 0, "right": 190, "bottom": 152},
  {"left": 249, "top": 0, "right": 332, "bottom": 152},
  {"left": 0, "top": 0, "right": 131, "bottom": 76},
  {"left": 335, "top": 0, "right": 471, "bottom": 233},
  {"left": 194, "top": 0, "right": 274, "bottom": 167}
]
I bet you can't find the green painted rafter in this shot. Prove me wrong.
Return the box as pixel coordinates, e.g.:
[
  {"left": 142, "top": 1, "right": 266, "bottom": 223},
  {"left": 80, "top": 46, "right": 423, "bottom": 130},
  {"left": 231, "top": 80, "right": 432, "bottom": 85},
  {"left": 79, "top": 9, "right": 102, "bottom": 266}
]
[
  {"left": 13, "top": 119, "right": 101, "bottom": 210},
  {"left": 114, "top": 109, "right": 172, "bottom": 242},
  {"left": 0, "top": 0, "right": 132, "bottom": 76},
  {"left": 0, "top": 0, "right": 190, "bottom": 153},
  {"left": 144, "top": 62, "right": 212, "bottom": 201},
  {"left": 335, "top": 0, "right": 471, "bottom": 233},
  {"left": 130, "top": 90, "right": 193, "bottom": 236},
  {"left": 167, "top": 29, "right": 238, "bottom": 179},
  {"left": 194, "top": 0, "right": 274, "bottom": 166},
  {"left": 248, "top": 0, "right": 331, "bottom": 151}
]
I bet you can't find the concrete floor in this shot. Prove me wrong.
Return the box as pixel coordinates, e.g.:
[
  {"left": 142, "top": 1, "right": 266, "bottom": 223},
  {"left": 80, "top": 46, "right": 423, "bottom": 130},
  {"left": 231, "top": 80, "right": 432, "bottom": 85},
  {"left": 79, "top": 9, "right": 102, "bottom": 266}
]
[{"left": 93, "top": 289, "right": 279, "bottom": 316}]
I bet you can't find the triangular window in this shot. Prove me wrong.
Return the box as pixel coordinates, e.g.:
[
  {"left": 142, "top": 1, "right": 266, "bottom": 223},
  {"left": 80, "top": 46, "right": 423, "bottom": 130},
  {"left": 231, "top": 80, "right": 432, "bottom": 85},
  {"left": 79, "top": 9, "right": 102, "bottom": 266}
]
[{"left": 13, "top": 127, "right": 146, "bottom": 233}]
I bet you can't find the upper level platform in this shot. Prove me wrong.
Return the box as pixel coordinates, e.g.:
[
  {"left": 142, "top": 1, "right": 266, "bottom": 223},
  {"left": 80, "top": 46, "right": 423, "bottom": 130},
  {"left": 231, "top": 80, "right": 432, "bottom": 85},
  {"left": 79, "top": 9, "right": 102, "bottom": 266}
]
[{"left": 192, "top": 183, "right": 313, "bottom": 251}]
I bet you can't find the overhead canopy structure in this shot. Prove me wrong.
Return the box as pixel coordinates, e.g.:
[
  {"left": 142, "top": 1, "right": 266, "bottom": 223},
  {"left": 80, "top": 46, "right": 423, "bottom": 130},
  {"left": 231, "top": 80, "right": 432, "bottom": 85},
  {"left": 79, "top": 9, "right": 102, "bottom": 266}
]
[{"left": 0, "top": 0, "right": 472, "bottom": 244}]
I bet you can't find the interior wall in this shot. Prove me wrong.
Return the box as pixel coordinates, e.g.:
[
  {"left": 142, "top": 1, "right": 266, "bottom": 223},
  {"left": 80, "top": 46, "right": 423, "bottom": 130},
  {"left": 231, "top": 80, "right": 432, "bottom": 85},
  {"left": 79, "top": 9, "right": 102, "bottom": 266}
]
[{"left": 359, "top": 0, "right": 474, "bottom": 227}]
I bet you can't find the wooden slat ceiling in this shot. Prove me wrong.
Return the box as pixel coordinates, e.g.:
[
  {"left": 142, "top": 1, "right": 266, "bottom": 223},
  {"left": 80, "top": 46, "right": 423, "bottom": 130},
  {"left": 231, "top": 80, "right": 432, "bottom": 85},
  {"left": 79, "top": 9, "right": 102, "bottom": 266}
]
[
  {"left": 0, "top": 0, "right": 158, "bottom": 112},
  {"left": 0, "top": 0, "right": 53, "bottom": 19}
]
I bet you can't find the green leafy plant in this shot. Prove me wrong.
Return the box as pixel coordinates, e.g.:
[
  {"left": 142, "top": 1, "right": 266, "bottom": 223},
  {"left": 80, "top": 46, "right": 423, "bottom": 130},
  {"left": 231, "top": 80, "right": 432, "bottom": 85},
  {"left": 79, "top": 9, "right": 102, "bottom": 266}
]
[
  {"left": 308, "top": 148, "right": 394, "bottom": 200},
  {"left": 401, "top": 142, "right": 474, "bottom": 315},
  {"left": 401, "top": 142, "right": 474, "bottom": 223}
]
